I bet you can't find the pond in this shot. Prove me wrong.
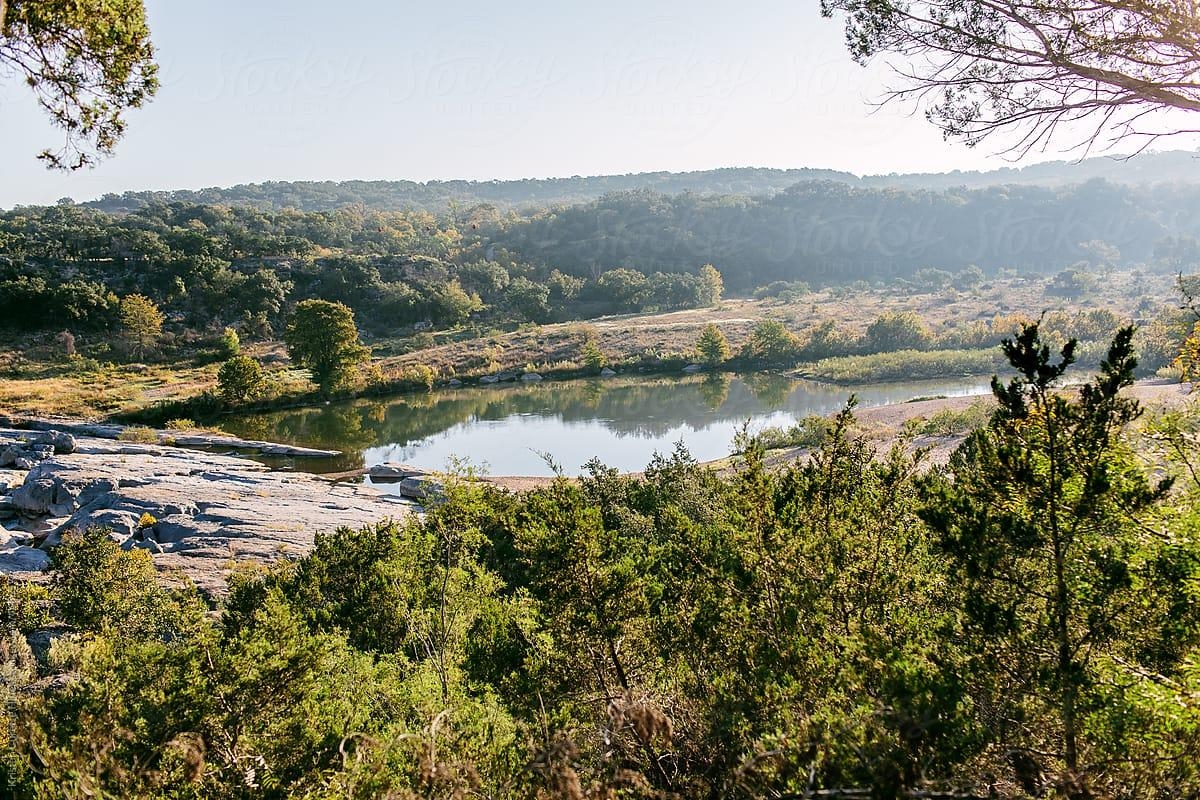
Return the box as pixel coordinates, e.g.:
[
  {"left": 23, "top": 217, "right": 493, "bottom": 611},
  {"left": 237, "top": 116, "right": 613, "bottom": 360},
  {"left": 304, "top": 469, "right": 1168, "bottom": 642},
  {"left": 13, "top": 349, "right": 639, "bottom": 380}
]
[{"left": 217, "top": 373, "right": 991, "bottom": 481}]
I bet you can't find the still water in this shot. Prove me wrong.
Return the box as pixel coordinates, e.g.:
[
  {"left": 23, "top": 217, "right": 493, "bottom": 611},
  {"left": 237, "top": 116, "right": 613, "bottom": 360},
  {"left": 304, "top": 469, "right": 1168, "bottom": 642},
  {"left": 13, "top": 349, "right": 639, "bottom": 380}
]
[{"left": 218, "top": 373, "right": 990, "bottom": 479}]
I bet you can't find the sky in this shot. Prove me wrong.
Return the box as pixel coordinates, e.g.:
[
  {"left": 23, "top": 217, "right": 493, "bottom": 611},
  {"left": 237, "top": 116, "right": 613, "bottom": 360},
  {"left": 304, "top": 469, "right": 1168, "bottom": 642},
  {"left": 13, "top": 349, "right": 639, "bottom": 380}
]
[{"left": 0, "top": 0, "right": 1157, "bottom": 207}]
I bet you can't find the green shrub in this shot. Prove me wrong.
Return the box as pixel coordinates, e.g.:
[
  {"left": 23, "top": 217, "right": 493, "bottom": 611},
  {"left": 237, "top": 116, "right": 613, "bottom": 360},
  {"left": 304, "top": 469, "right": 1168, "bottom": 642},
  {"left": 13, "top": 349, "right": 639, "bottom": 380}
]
[
  {"left": 580, "top": 336, "right": 606, "bottom": 371},
  {"left": 741, "top": 318, "right": 802, "bottom": 364},
  {"left": 696, "top": 323, "right": 731, "bottom": 366},
  {"left": 217, "top": 354, "right": 265, "bottom": 403},
  {"left": 217, "top": 326, "right": 241, "bottom": 359}
]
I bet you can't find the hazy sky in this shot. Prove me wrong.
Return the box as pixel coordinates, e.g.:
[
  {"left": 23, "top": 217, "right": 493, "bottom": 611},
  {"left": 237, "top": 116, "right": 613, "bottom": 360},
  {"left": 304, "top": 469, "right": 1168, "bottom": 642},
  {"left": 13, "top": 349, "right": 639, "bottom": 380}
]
[{"left": 0, "top": 0, "right": 1145, "bottom": 207}]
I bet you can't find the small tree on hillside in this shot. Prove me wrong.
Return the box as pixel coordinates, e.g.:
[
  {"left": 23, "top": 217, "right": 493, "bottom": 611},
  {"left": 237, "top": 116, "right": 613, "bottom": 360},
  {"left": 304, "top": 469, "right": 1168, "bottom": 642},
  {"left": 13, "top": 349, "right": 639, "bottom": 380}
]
[
  {"left": 217, "top": 355, "right": 265, "bottom": 403},
  {"left": 580, "top": 336, "right": 607, "bottom": 372},
  {"left": 118, "top": 294, "right": 164, "bottom": 360},
  {"left": 284, "top": 299, "right": 370, "bottom": 394},
  {"left": 742, "top": 319, "right": 802, "bottom": 365},
  {"left": 864, "top": 311, "right": 933, "bottom": 353},
  {"left": 696, "top": 323, "right": 730, "bottom": 366},
  {"left": 698, "top": 264, "right": 724, "bottom": 307}
]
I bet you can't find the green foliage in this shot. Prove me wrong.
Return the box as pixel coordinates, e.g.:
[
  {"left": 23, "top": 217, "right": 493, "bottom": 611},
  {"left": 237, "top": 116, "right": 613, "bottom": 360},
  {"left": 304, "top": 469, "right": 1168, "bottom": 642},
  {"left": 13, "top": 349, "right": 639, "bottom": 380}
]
[
  {"left": 909, "top": 399, "right": 995, "bottom": 436},
  {"left": 216, "top": 354, "right": 265, "bottom": 403},
  {"left": 752, "top": 413, "right": 834, "bottom": 450},
  {"left": 805, "top": 346, "right": 1009, "bottom": 383},
  {"left": 1, "top": 0, "right": 159, "bottom": 168},
  {"left": 695, "top": 323, "right": 730, "bottom": 366},
  {"left": 118, "top": 293, "right": 164, "bottom": 360},
  {"left": 580, "top": 335, "right": 606, "bottom": 372},
  {"left": 923, "top": 323, "right": 1191, "bottom": 787},
  {"left": 398, "top": 362, "right": 437, "bottom": 391},
  {"left": 216, "top": 327, "right": 240, "bottom": 360},
  {"left": 741, "top": 318, "right": 802, "bottom": 364},
  {"left": 49, "top": 528, "right": 196, "bottom": 640},
  {"left": 116, "top": 424, "right": 157, "bottom": 443},
  {"left": 1047, "top": 267, "right": 1097, "bottom": 298},
  {"left": 284, "top": 299, "right": 370, "bottom": 394},
  {"left": 6, "top": 329, "right": 1200, "bottom": 797},
  {"left": 864, "top": 311, "right": 933, "bottom": 352},
  {"left": 697, "top": 263, "right": 724, "bottom": 306}
]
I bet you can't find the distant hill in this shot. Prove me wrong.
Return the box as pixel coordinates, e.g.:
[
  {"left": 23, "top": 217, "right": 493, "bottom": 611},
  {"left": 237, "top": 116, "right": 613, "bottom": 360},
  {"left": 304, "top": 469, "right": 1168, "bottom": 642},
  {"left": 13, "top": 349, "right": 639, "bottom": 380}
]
[{"left": 80, "top": 151, "right": 1200, "bottom": 215}]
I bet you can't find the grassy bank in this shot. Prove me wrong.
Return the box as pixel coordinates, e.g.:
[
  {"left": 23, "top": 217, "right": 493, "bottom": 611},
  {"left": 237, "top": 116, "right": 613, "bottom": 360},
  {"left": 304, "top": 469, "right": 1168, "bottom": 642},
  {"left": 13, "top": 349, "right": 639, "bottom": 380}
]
[{"left": 797, "top": 347, "right": 1010, "bottom": 383}]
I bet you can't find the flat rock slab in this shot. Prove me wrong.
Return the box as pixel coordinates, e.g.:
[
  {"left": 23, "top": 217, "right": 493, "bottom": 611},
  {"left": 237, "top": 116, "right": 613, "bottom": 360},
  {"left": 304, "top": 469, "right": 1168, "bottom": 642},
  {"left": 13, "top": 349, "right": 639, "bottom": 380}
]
[{"left": 1, "top": 436, "right": 413, "bottom": 596}]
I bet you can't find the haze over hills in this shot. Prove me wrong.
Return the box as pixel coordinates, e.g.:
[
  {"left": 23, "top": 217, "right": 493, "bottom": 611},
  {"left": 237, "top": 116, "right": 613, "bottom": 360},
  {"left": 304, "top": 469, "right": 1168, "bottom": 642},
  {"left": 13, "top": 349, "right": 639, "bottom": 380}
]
[{"left": 77, "top": 150, "right": 1200, "bottom": 215}]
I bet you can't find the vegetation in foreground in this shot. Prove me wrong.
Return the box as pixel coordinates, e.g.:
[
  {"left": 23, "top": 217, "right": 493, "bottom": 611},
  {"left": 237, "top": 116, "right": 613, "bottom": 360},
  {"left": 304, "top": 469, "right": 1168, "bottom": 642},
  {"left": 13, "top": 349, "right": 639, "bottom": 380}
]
[{"left": 3, "top": 324, "right": 1200, "bottom": 799}]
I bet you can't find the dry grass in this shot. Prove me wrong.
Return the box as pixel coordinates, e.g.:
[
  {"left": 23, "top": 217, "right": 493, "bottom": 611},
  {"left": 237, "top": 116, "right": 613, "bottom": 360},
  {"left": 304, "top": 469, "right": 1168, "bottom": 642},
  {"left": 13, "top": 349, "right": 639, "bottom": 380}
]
[
  {"left": 0, "top": 271, "right": 1177, "bottom": 420},
  {"left": 377, "top": 272, "right": 1175, "bottom": 378}
]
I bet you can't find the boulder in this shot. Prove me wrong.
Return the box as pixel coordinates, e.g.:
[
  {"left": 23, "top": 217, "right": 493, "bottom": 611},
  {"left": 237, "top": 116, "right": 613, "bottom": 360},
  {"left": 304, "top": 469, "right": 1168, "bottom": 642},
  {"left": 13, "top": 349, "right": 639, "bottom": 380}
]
[
  {"left": 151, "top": 515, "right": 198, "bottom": 545},
  {"left": 447, "top": 378, "right": 463, "bottom": 387},
  {"left": 368, "top": 462, "right": 426, "bottom": 482},
  {"left": 26, "top": 626, "right": 74, "bottom": 668},
  {"left": 397, "top": 475, "right": 445, "bottom": 501},
  {"left": 682, "top": 364, "right": 704, "bottom": 373},
  {"left": 600, "top": 367, "right": 617, "bottom": 377},
  {"left": 479, "top": 375, "right": 500, "bottom": 384},
  {"left": 0, "top": 545, "right": 49, "bottom": 574},
  {"left": 521, "top": 372, "right": 543, "bottom": 382},
  {"left": 28, "top": 430, "right": 76, "bottom": 454},
  {"left": 495, "top": 371, "right": 518, "bottom": 382}
]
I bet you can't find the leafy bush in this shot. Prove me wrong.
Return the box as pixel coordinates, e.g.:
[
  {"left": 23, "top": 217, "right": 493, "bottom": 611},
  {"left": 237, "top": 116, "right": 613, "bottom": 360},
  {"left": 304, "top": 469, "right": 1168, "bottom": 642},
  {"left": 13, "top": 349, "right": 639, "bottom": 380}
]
[
  {"left": 217, "top": 355, "right": 265, "bottom": 403},
  {"left": 695, "top": 323, "right": 730, "bottom": 366},
  {"left": 741, "top": 318, "right": 802, "bottom": 364},
  {"left": 216, "top": 326, "right": 240, "bottom": 359}
]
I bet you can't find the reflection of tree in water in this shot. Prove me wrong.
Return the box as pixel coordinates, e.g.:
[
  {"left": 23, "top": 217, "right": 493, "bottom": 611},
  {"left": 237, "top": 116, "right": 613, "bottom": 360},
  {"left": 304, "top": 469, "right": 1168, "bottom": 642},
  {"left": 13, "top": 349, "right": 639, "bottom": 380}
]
[
  {"left": 582, "top": 381, "right": 605, "bottom": 408},
  {"left": 742, "top": 373, "right": 796, "bottom": 407},
  {"left": 220, "top": 373, "right": 986, "bottom": 471},
  {"left": 365, "top": 401, "right": 387, "bottom": 424},
  {"left": 697, "top": 373, "right": 731, "bottom": 410}
]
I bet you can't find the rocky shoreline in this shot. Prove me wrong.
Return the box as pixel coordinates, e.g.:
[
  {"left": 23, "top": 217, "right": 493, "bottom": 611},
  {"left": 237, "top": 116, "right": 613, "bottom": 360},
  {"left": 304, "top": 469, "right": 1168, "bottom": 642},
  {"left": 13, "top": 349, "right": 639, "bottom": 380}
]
[{"left": 0, "top": 427, "right": 416, "bottom": 596}]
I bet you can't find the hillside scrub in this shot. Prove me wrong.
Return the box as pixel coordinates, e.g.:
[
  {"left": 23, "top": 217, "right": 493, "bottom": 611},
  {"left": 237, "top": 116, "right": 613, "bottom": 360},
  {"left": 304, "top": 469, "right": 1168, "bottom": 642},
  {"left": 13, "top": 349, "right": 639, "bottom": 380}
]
[{"left": 2, "top": 326, "right": 1200, "bottom": 797}]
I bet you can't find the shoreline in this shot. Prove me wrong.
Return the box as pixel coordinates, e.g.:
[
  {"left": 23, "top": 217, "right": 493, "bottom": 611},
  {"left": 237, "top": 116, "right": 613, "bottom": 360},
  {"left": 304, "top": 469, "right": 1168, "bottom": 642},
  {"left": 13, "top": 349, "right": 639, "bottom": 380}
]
[{"left": 3, "top": 378, "right": 1191, "bottom": 495}]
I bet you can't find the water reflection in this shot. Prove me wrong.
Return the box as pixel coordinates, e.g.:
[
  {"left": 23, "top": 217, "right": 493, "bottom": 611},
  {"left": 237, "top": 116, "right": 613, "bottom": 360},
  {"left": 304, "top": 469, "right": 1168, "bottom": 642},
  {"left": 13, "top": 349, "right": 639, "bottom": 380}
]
[{"left": 218, "top": 373, "right": 990, "bottom": 477}]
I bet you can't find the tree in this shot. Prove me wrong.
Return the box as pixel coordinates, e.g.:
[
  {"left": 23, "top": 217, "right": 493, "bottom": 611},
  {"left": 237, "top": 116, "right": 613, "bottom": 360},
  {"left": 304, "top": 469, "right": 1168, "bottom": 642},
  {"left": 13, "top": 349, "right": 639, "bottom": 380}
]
[
  {"left": 863, "top": 311, "right": 932, "bottom": 353},
  {"left": 742, "top": 319, "right": 802, "bottom": 364},
  {"left": 117, "top": 293, "right": 163, "bottom": 360},
  {"left": 923, "top": 324, "right": 1179, "bottom": 790},
  {"left": 696, "top": 323, "right": 730, "bottom": 366},
  {"left": 821, "top": 0, "right": 1200, "bottom": 153},
  {"left": 506, "top": 276, "right": 551, "bottom": 323},
  {"left": 580, "top": 334, "right": 606, "bottom": 372},
  {"left": 1, "top": 0, "right": 158, "bottom": 168},
  {"left": 284, "top": 299, "right": 370, "bottom": 394},
  {"left": 217, "top": 355, "right": 265, "bottom": 403},
  {"left": 430, "top": 279, "right": 483, "bottom": 326},
  {"left": 697, "top": 264, "right": 724, "bottom": 307}
]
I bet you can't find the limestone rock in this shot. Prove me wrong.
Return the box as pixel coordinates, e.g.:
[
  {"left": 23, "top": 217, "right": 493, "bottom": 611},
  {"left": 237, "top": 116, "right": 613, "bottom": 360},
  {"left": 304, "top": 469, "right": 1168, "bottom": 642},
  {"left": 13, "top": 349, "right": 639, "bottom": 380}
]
[
  {"left": 368, "top": 463, "right": 426, "bottom": 482},
  {"left": 2, "top": 440, "right": 414, "bottom": 596},
  {"left": 397, "top": 475, "right": 444, "bottom": 501},
  {"left": 27, "top": 430, "right": 76, "bottom": 454}
]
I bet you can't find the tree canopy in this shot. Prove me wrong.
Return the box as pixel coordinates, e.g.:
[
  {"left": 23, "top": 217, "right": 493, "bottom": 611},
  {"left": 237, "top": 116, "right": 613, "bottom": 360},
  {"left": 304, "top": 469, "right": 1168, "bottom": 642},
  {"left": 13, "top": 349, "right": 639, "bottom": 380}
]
[
  {"left": 0, "top": 0, "right": 158, "bottom": 168},
  {"left": 820, "top": 0, "right": 1200, "bottom": 154}
]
